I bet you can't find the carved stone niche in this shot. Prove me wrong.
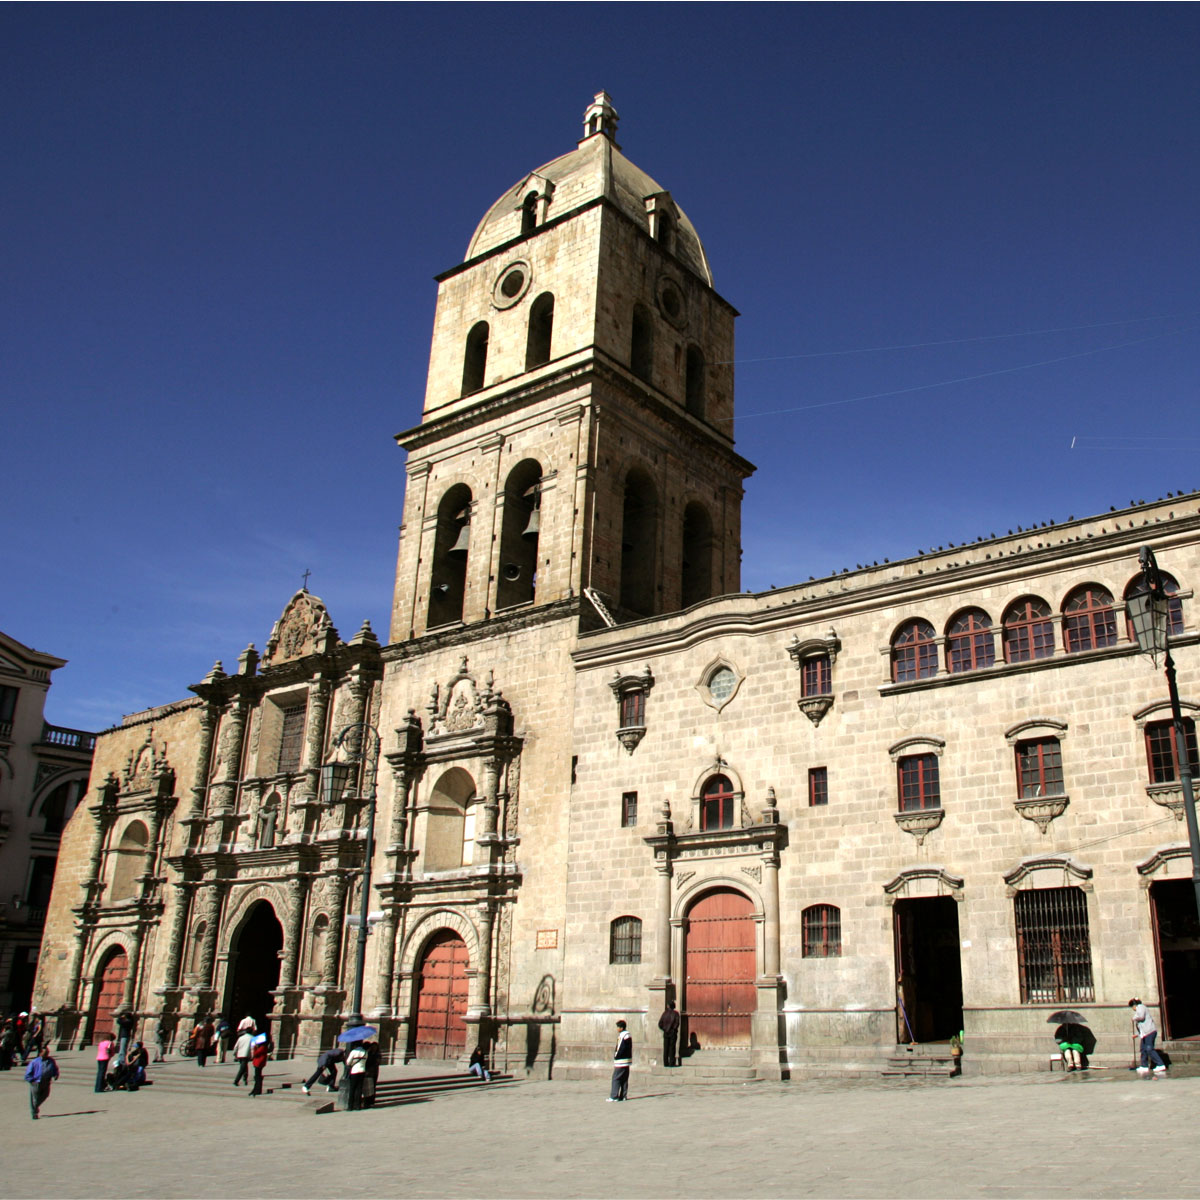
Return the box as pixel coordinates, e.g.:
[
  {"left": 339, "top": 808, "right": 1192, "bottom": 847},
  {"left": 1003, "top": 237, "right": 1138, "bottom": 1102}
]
[
  {"left": 609, "top": 666, "right": 654, "bottom": 756},
  {"left": 787, "top": 629, "right": 841, "bottom": 727}
]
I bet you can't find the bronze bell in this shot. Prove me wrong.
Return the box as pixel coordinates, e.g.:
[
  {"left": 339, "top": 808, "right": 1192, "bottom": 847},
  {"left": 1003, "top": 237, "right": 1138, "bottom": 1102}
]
[
  {"left": 447, "top": 509, "right": 471, "bottom": 558},
  {"left": 521, "top": 485, "right": 541, "bottom": 539}
]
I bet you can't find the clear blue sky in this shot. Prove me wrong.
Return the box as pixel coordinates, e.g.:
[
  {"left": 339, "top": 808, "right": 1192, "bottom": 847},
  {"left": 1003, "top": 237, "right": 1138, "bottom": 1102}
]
[{"left": 5, "top": 3, "right": 1199, "bottom": 731}]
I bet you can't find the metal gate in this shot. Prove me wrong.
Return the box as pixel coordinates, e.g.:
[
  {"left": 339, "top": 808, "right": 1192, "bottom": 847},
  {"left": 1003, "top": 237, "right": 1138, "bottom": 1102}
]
[
  {"left": 89, "top": 948, "right": 128, "bottom": 1039},
  {"left": 412, "top": 930, "right": 469, "bottom": 1059},
  {"left": 684, "top": 889, "right": 755, "bottom": 1047}
]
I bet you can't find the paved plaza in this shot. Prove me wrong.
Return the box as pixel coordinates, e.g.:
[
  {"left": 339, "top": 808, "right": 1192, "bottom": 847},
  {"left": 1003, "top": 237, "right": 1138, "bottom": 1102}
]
[{"left": 4, "top": 1053, "right": 1200, "bottom": 1199}]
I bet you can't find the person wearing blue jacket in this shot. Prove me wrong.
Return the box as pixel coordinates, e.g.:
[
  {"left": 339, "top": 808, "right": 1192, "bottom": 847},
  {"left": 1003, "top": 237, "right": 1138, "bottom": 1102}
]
[{"left": 24, "top": 1046, "right": 59, "bottom": 1120}]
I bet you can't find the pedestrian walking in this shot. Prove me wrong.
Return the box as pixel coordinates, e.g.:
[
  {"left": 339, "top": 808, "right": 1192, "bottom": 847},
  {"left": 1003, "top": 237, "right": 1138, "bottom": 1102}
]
[
  {"left": 248, "top": 1032, "right": 270, "bottom": 1096},
  {"left": 194, "top": 1015, "right": 215, "bottom": 1067},
  {"left": 214, "top": 1014, "right": 231, "bottom": 1063},
  {"left": 94, "top": 1032, "right": 117, "bottom": 1092},
  {"left": 607, "top": 1019, "right": 633, "bottom": 1101},
  {"left": 1129, "top": 998, "right": 1167, "bottom": 1075},
  {"left": 301, "top": 1045, "right": 343, "bottom": 1094},
  {"left": 658, "top": 1001, "right": 680, "bottom": 1067},
  {"left": 232, "top": 1023, "right": 255, "bottom": 1086},
  {"left": 25, "top": 1045, "right": 59, "bottom": 1120},
  {"left": 345, "top": 1042, "right": 368, "bottom": 1110},
  {"left": 23, "top": 1013, "right": 44, "bottom": 1063}
]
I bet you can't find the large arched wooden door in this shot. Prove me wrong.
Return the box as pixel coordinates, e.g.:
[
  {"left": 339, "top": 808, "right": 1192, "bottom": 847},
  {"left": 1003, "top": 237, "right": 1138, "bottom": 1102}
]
[
  {"left": 89, "top": 948, "right": 128, "bottom": 1039},
  {"left": 412, "top": 930, "right": 469, "bottom": 1059},
  {"left": 684, "top": 889, "right": 756, "bottom": 1047}
]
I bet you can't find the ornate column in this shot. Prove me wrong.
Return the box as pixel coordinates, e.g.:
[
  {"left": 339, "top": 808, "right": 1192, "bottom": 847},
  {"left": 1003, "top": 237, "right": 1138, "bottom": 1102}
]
[
  {"left": 187, "top": 704, "right": 219, "bottom": 824},
  {"left": 196, "top": 883, "right": 225, "bottom": 988},
  {"left": 478, "top": 756, "right": 501, "bottom": 851},
  {"left": 322, "top": 873, "right": 348, "bottom": 987},
  {"left": 760, "top": 789, "right": 782, "bottom": 979},
  {"left": 301, "top": 676, "right": 332, "bottom": 776},
  {"left": 279, "top": 875, "right": 307, "bottom": 988},
  {"left": 65, "top": 776, "right": 120, "bottom": 1008},
  {"left": 121, "top": 924, "right": 145, "bottom": 1010},
  {"left": 208, "top": 700, "right": 249, "bottom": 817},
  {"left": 160, "top": 882, "right": 194, "bottom": 990},
  {"left": 468, "top": 903, "right": 495, "bottom": 1016}
]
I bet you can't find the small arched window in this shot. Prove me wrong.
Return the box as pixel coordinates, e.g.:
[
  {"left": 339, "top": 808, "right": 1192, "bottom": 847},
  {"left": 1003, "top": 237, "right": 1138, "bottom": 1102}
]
[
  {"left": 681, "top": 501, "right": 714, "bottom": 608},
  {"left": 1003, "top": 596, "right": 1054, "bottom": 663},
  {"left": 685, "top": 345, "right": 705, "bottom": 419},
  {"left": 461, "top": 321, "right": 489, "bottom": 395},
  {"left": 189, "top": 921, "right": 207, "bottom": 978},
  {"left": 1062, "top": 585, "right": 1117, "bottom": 653},
  {"left": 609, "top": 916, "right": 642, "bottom": 964},
  {"left": 700, "top": 774, "right": 736, "bottom": 831},
  {"left": 802, "top": 905, "right": 842, "bottom": 958},
  {"left": 630, "top": 304, "right": 654, "bottom": 383},
  {"left": 891, "top": 619, "right": 937, "bottom": 682},
  {"left": 525, "top": 292, "right": 554, "bottom": 370},
  {"left": 521, "top": 191, "right": 538, "bottom": 236},
  {"left": 307, "top": 914, "right": 329, "bottom": 977},
  {"left": 946, "top": 609, "right": 995, "bottom": 673},
  {"left": 1125, "top": 572, "right": 1184, "bottom": 639},
  {"left": 110, "top": 821, "right": 149, "bottom": 901},
  {"left": 657, "top": 211, "right": 675, "bottom": 254},
  {"left": 619, "top": 469, "right": 658, "bottom": 617},
  {"left": 424, "top": 767, "right": 476, "bottom": 872}
]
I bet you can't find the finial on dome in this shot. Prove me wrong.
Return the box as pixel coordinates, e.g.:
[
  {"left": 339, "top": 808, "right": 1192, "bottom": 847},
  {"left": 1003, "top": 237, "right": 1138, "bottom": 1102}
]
[{"left": 582, "top": 92, "right": 619, "bottom": 144}]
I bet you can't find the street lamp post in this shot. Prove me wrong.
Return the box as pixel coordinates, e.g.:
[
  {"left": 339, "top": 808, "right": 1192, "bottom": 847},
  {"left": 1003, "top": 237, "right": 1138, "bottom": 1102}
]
[
  {"left": 319, "top": 722, "right": 381, "bottom": 1028},
  {"left": 1126, "top": 545, "right": 1200, "bottom": 923}
]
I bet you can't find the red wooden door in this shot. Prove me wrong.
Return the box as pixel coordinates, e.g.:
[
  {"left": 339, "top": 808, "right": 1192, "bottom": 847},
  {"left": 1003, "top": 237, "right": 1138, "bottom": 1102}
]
[
  {"left": 412, "top": 931, "right": 469, "bottom": 1059},
  {"left": 90, "top": 949, "right": 128, "bottom": 1039},
  {"left": 684, "top": 889, "right": 755, "bottom": 1047}
]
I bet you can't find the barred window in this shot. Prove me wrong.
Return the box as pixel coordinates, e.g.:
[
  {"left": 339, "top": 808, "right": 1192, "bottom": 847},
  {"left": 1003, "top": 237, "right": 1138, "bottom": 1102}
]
[
  {"left": 276, "top": 704, "right": 307, "bottom": 774},
  {"left": 801, "top": 655, "right": 832, "bottom": 697},
  {"left": 1062, "top": 585, "right": 1117, "bottom": 654},
  {"left": 802, "top": 904, "right": 841, "bottom": 957},
  {"left": 619, "top": 690, "right": 645, "bottom": 728},
  {"left": 1016, "top": 738, "right": 1064, "bottom": 797},
  {"left": 898, "top": 754, "right": 940, "bottom": 811},
  {"left": 892, "top": 619, "right": 938, "bottom": 682},
  {"left": 621, "top": 791, "right": 638, "bottom": 828},
  {"left": 808, "top": 767, "right": 828, "bottom": 807},
  {"left": 946, "top": 609, "right": 995, "bottom": 673},
  {"left": 700, "top": 774, "right": 736, "bottom": 830},
  {"left": 1014, "top": 886, "right": 1094, "bottom": 1003},
  {"left": 1003, "top": 596, "right": 1055, "bottom": 664},
  {"left": 1146, "top": 718, "right": 1200, "bottom": 784},
  {"left": 610, "top": 915, "right": 642, "bottom": 964}
]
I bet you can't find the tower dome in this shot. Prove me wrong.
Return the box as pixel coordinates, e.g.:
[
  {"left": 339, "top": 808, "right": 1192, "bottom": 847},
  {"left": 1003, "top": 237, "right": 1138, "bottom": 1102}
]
[{"left": 465, "top": 93, "right": 714, "bottom": 286}]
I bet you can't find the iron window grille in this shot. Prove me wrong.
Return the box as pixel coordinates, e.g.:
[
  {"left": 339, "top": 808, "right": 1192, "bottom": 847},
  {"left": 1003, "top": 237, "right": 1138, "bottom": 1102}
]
[
  {"left": 275, "top": 704, "right": 307, "bottom": 774},
  {"left": 808, "top": 766, "right": 829, "bottom": 807},
  {"left": 1146, "top": 718, "right": 1200, "bottom": 784},
  {"left": 1016, "top": 738, "right": 1064, "bottom": 797},
  {"left": 621, "top": 790, "right": 638, "bottom": 828},
  {"left": 802, "top": 904, "right": 841, "bottom": 957},
  {"left": 892, "top": 619, "right": 938, "bottom": 682},
  {"left": 1003, "top": 597, "right": 1055, "bottom": 663},
  {"left": 800, "top": 655, "right": 832, "bottom": 697},
  {"left": 1014, "top": 886, "right": 1094, "bottom": 1003},
  {"left": 610, "top": 916, "right": 642, "bottom": 964},
  {"left": 946, "top": 609, "right": 995, "bottom": 673},
  {"left": 700, "top": 774, "right": 736, "bottom": 830},
  {"left": 898, "top": 754, "right": 940, "bottom": 811},
  {"left": 1062, "top": 586, "right": 1117, "bottom": 653}
]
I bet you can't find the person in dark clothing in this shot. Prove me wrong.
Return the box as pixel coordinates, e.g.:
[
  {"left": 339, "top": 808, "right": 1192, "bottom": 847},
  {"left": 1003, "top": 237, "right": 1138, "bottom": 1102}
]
[
  {"left": 608, "top": 1020, "right": 633, "bottom": 1101},
  {"left": 248, "top": 1035, "right": 270, "bottom": 1097},
  {"left": 116, "top": 1010, "right": 136, "bottom": 1061},
  {"left": 468, "top": 1045, "right": 491, "bottom": 1082},
  {"left": 362, "top": 1041, "right": 381, "bottom": 1108},
  {"left": 0, "top": 1019, "right": 16, "bottom": 1069},
  {"left": 302, "top": 1046, "right": 344, "bottom": 1094},
  {"left": 658, "top": 1001, "right": 680, "bottom": 1067}
]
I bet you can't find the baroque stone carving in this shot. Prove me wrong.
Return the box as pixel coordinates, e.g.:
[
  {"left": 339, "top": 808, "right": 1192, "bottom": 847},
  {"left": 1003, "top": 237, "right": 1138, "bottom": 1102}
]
[
  {"left": 740, "top": 865, "right": 762, "bottom": 883},
  {"left": 1146, "top": 783, "right": 1193, "bottom": 822},
  {"left": 675, "top": 870, "right": 695, "bottom": 889},
  {"left": 797, "top": 696, "right": 835, "bottom": 726},
  {"left": 1014, "top": 794, "right": 1070, "bottom": 833},
  {"left": 894, "top": 808, "right": 945, "bottom": 845},
  {"left": 261, "top": 590, "right": 337, "bottom": 667}
]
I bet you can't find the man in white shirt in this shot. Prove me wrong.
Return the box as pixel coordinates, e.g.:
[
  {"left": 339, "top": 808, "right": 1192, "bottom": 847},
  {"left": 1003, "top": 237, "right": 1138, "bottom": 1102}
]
[{"left": 1129, "top": 998, "right": 1167, "bottom": 1075}]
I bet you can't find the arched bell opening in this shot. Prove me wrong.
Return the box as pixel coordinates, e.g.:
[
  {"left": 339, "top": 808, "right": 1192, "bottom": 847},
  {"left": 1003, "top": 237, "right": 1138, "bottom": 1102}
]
[
  {"left": 497, "top": 459, "right": 543, "bottom": 610},
  {"left": 620, "top": 468, "right": 658, "bottom": 617},
  {"left": 427, "top": 484, "right": 472, "bottom": 628},
  {"left": 681, "top": 501, "right": 715, "bottom": 608}
]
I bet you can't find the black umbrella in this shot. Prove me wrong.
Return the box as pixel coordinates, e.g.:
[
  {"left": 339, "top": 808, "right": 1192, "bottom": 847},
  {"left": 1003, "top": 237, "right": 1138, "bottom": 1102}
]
[{"left": 1047, "top": 1010, "right": 1088, "bottom": 1025}]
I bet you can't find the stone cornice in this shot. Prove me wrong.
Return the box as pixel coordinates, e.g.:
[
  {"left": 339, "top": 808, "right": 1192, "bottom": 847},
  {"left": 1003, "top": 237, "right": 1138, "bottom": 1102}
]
[{"left": 381, "top": 598, "right": 580, "bottom": 663}]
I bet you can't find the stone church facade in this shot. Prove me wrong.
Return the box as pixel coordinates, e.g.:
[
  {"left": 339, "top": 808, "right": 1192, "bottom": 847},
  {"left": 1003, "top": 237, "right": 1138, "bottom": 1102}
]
[{"left": 36, "top": 94, "right": 1200, "bottom": 1076}]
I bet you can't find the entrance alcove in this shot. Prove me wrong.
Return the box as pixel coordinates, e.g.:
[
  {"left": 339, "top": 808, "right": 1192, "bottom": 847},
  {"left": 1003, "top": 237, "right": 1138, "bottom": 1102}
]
[
  {"left": 225, "top": 900, "right": 284, "bottom": 1032},
  {"left": 88, "top": 946, "right": 128, "bottom": 1040}
]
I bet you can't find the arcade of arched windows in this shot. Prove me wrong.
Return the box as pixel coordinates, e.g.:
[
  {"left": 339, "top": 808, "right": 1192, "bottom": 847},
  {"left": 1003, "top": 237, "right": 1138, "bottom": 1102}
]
[{"left": 886, "top": 573, "right": 1189, "bottom": 685}]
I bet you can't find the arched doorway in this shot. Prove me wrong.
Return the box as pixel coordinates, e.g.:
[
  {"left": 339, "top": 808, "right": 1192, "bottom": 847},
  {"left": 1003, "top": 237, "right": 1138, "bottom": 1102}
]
[
  {"left": 225, "top": 901, "right": 283, "bottom": 1031},
  {"left": 411, "top": 930, "right": 469, "bottom": 1059},
  {"left": 683, "top": 888, "right": 755, "bottom": 1048},
  {"left": 89, "top": 947, "right": 128, "bottom": 1040}
]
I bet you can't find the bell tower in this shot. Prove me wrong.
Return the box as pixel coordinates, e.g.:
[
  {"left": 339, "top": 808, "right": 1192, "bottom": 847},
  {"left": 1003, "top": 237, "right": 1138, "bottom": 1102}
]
[{"left": 390, "top": 94, "right": 754, "bottom": 642}]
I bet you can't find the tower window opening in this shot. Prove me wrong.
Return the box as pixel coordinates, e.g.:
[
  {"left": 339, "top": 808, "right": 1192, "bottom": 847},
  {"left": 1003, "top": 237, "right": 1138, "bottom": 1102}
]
[
  {"left": 521, "top": 191, "right": 538, "bottom": 236},
  {"left": 462, "top": 321, "right": 489, "bottom": 395},
  {"left": 657, "top": 211, "right": 676, "bottom": 254},
  {"left": 685, "top": 345, "right": 706, "bottom": 419},
  {"left": 630, "top": 305, "right": 654, "bottom": 384},
  {"left": 427, "top": 485, "right": 472, "bottom": 628},
  {"left": 681, "top": 502, "right": 714, "bottom": 608},
  {"left": 619, "top": 468, "right": 658, "bottom": 617},
  {"left": 497, "top": 460, "right": 543, "bottom": 610},
  {"left": 525, "top": 293, "right": 554, "bottom": 370}
]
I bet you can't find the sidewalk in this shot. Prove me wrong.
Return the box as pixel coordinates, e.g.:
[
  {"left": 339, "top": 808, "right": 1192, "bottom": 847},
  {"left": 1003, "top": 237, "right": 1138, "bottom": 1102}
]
[{"left": 5, "top": 1055, "right": 1200, "bottom": 1198}]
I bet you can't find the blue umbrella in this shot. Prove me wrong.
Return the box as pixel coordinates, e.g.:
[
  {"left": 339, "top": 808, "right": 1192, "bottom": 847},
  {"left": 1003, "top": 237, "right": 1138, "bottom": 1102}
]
[{"left": 337, "top": 1025, "right": 377, "bottom": 1044}]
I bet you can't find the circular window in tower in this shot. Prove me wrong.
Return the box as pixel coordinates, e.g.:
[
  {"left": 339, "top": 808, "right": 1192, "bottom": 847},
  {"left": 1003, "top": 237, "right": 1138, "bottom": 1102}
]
[
  {"left": 696, "top": 659, "right": 744, "bottom": 712},
  {"left": 493, "top": 260, "right": 532, "bottom": 309},
  {"left": 656, "top": 276, "right": 687, "bottom": 329}
]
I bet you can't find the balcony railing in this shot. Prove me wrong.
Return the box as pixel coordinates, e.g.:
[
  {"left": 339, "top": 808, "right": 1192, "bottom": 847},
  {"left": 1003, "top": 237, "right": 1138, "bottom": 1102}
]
[{"left": 40, "top": 724, "right": 97, "bottom": 752}]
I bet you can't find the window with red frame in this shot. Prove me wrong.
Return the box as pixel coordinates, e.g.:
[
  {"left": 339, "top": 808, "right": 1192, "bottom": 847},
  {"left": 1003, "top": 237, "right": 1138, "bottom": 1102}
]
[
  {"left": 800, "top": 655, "right": 832, "bottom": 697},
  {"left": 1016, "top": 738, "right": 1064, "bottom": 797},
  {"left": 1145, "top": 718, "right": 1200, "bottom": 784},
  {"left": 1124, "top": 572, "right": 1185, "bottom": 640},
  {"left": 619, "top": 690, "right": 645, "bottom": 728},
  {"left": 700, "top": 774, "right": 736, "bottom": 830},
  {"left": 1062, "top": 585, "right": 1117, "bottom": 653},
  {"left": 898, "top": 754, "right": 940, "bottom": 811},
  {"left": 891, "top": 619, "right": 938, "bottom": 682},
  {"left": 1003, "top": 597, "right": 1055, "bottom": 663},
  {"left": 621, "top": 791, "right": 638, "bottom": 827},
  {"left": 801, "top": 904, "right": 841, "bottom": 957},
  {"left": 946, "top": 609, "right": 995, "bottom": 673},
  {"left": 808, "top": 767, "right": 828, "bottom": 807}
]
